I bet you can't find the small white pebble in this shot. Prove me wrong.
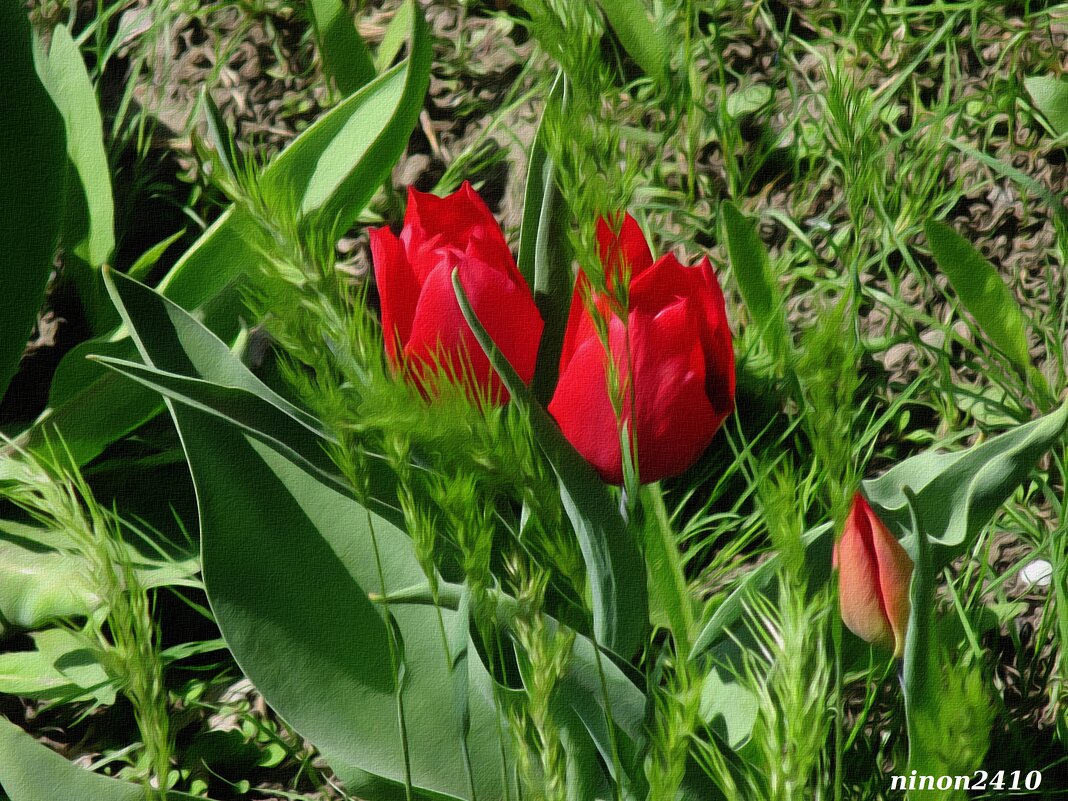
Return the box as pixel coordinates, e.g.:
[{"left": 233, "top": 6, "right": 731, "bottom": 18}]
[{"left": 1019, "top": 559, "right": 1053, "bottom": 587}]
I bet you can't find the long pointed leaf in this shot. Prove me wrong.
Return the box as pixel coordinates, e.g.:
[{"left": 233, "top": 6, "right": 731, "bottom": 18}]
[
  {"left": 34, "top": 24, "right": 114, "bottom": 268},
  {"left": 0, "top": 4, "right": 66, "bottom": 402},
  {"left": 307, "top": 0, "right": 376, "bottom": 95},
  {"left": 518, "top": 73, "right": 573, "bottom": 405},
  {"left": 924, "top": 220, "right": 1046, "bottom": 396},
  {"left": 106, "top": 273, "right": 515, "bottom": 800},
  {"left": 722, "top": 201, "right": 789, "bottom": 367}
]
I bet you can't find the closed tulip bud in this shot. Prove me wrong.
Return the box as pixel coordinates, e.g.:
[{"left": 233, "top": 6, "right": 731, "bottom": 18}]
[{"left": 834, "top": 493, "right": 913, "bottom": 656}]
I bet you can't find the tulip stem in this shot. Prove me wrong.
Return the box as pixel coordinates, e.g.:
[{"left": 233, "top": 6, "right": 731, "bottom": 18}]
[{"left": 900, "top": 486, "right": 937, "bottom": 784}]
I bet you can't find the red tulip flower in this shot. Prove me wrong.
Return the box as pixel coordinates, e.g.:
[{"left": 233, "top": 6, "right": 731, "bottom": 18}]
[
  {"left": 834, "top": 493, "right": 913, "bottom": 656},
  {"left": 547, "top": 213, "right": 735, "bottom": 484},
  {"left": 369, "top": 182, "right": 543, "bottom": 403}
]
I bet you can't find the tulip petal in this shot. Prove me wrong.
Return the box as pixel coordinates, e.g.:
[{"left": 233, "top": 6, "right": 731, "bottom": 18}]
[
  {"left": 402, "top": 181, "right": 513, "bottom": 282},
  {"left": 628, "top": 299, "right": 722, "bottom": 482},
  {"left": 548, "top": 318, "right": 628, "bottom": 483},
  {"left": 870, "top": 508, "right": 914, "bottom": 656},
  {"left": 557, "top": 273, "right": 603, "bottom": 376},
  {"left": 631, "top": 255, "right": 735, "bottom": 418},
  {"left": 369, "top": 225, "right": 419, "bottom": 367},
  {"left": 405, "top": 253, "right": 543, "bottom": 403},
  {"left": 596, "top": 213, "right": 653, "bottom": 289}
]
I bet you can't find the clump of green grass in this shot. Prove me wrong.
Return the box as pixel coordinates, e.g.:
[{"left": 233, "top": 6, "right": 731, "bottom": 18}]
[{"left": 1, "top": 441, "right": 173, "bottom": 792}]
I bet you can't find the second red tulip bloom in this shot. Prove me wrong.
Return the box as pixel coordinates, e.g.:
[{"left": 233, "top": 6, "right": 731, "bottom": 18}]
[{"left": 547, "top": 214, "right": 735, "bottom": 484}]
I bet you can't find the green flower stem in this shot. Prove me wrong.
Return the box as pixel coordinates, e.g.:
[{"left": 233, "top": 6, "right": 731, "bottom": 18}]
[{"left": 900, "top": 486, "right": 937, "bottom": 784}]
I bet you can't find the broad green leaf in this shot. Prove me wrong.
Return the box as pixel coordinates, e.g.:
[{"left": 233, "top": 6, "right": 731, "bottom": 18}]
[
  {"left": 864, "top": 403, "right": 1068, "bottom": 566},
  {"left": 107, "top": 274, "right": 515, "bottom": 800},
  {"left": 0, "top": 522, "right": 99, "bottom": 635},
  {"left": 452, "top": 269, "right": 649, "bottom": 658},
  {"left": 0, "top": 517, "right": 197, "bottom": 638},
  {"left": 0, "top": 717, "right": 206, "bottom": 801},
  {"left": 17, "top": 0, "right": 431, "bottom": 467},
  {"left": 103, "top": 274, "right": 652, "bottom": 797},
  {"left": 518, "top": 73, "right": 573, "bottom": 405},
  {"left": 595, "top": 0, "right": 669, "bottom": 84},
  {"left": 924, "top": 220, "right": 1047, "bottom": 397},
  {"left": 34, "top": 24, "right": 114, "bottom": 267},
  {"left": 1025, "top": 75, "right": 1068, "bottom": 137},
  {"left": 307, "top": 0, "right": 376, "bottom": 95},
  {"left": 0, "top": 628, "right": 114, "bottom": 705},
  {"left": 0, "top": 4, "right": 66, "bottom": 403},
  {"left": 722, "top": 201, "right": 789, "bottom": 368},
  {"left": 97, "top": 270, "right": 402, "bottom": 527}
]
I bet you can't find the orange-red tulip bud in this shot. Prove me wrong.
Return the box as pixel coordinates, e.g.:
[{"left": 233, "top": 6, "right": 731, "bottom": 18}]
[{"left": 833, "top": 493, "right": 913, "bottom": 656}]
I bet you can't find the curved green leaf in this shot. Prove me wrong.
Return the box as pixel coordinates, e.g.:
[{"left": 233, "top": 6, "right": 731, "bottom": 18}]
[
  {"left": 924, "top": 220, "right": 1046, "bottom": 396},
  {"left": 518, "top": 73, "right": 573, "bottom": 405},
  {"left": 0, "top": 717, "right": 205, "bottom": 801},
  {"left": 96, "top": 270, "right": 402, "bottom": 527},
  {"left": 107, "top": 276, "right": 515, "bottom": 800},
  {"left": 0, "top": 3, "right": 67, "bottom": 403},
  {"left": 863, "top": 403, "right": 1068, "bottom": 565},
  {"left": 452, "top": 269, "right": 648, "bottom": 659},
  {"left": 308, "top": 0, "right": 376, "bottom": 95},
  {"left": 35, "top": 24, "right": 114, "bottom": 267}
]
